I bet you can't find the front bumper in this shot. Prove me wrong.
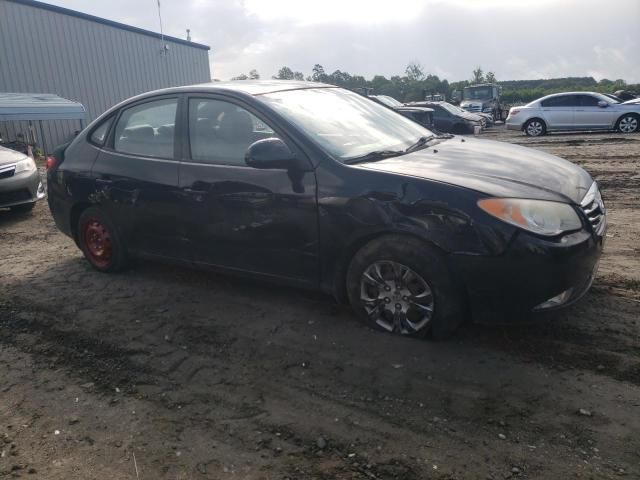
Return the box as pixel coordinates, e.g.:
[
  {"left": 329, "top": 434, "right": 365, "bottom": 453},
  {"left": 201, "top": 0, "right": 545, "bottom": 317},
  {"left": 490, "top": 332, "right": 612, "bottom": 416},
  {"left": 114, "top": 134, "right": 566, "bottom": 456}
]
[
  {"left": 466, "top": 121, "right": 483, "bottom": 133},
  {"left": 0, "top": 168, "right": 44, "bottom": 208},
  {"left": 450, "top": 227, "right": 604, "bottom": 324}
]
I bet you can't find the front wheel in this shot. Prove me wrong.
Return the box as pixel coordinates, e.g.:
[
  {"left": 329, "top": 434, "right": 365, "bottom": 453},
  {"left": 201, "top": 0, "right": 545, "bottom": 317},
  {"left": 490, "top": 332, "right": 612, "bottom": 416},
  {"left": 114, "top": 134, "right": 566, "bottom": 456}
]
[
  {"left": 77, "top": 207, "right": 128, "bottom": 272},
  {"left": 346, "top": 235, "right": 465, "bottom": 339},
  {"left": 524, "top": 118, "right": 546, "bottom": 137},
  {"left": 617, "top": 114, "right": 639, "bottom": 133}
]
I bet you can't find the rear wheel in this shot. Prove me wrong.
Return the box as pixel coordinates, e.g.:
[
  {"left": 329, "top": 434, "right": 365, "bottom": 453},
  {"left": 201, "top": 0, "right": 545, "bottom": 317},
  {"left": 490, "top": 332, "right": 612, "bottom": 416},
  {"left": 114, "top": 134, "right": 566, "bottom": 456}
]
[
  {"left": 616, "top": 114, "right": 638, "bottom": 133},
  {"left": 77, "top": 207, "right": 128, "bottom": 272},
  {"left": 346, "top": 235, "right": 464, "bottom": 339},
  {"left": 524, "top": 118, "right": 546, "bottom": 137}
]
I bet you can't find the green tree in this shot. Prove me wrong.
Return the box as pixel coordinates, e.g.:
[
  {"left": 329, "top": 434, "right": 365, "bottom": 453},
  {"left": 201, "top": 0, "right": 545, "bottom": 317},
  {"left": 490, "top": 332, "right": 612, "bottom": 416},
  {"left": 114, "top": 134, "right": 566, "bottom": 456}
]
[
  {"left": 273, "top": 66, "right": 295, "bottom": 80},
  {"left": 311, "top": 64, "right": 328, "bottom": 83},
  {"left": 248, "top": 69, "right": 260, "bottom": 80},
  {"left": 293, "top": 71, "right": 305, "bottom": 81},
  {"left": 471, "top": 66, "right": 484, "bottom": 84},
  {"left": 485, "top": 71, "right": 496, "bottom": 83},
  {"left": 231, "top": 73, "right": 248, "bottom": 81},
  {"left": 405, "top": 62, "right": 425, "bottom": 81}
]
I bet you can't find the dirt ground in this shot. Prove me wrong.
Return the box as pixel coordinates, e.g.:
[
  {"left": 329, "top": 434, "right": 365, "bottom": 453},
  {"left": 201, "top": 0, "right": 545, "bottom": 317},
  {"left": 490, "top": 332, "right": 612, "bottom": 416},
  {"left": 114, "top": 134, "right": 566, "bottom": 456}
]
[{"left": 1, "top": 127, "right": 639, "bottom": 480}]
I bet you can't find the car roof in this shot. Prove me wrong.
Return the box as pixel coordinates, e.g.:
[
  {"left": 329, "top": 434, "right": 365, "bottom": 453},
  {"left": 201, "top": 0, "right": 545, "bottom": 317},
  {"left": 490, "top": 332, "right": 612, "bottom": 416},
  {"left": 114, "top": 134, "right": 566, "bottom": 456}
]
[
  {"left": 147, "top": 80, "right": 333, "bottom": 97},
  {"left": 97, "top": 80, "right": 339, "bottom": 119},
  {"left": 538, "top": 91, "right": 605, "bottom": 100}
]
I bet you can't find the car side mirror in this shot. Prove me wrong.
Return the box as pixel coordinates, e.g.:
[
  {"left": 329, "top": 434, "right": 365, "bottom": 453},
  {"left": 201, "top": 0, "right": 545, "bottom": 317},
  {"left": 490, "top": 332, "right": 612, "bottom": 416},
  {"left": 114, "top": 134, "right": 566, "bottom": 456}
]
[
  {"left": 597, "top": 100, "right": 608, "bottom": 108},
  {"left": 245, "top": 138, "right": 299, "bottom": 170}
]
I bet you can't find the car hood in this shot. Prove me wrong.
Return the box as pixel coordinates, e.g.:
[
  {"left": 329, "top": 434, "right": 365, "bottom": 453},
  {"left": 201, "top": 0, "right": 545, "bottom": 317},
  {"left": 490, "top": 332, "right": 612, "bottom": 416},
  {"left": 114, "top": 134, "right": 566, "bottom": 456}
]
[
  {"left": 454, "top": 109, "right": 482, "bottom": 121},
  {"left": 0, "top": 145, "right": 29, "bottom": 166},
  {"left": 460, "top": 100, "right": 490, "bottom": 107},
  {"left": 354, "top": 137, "right": 593, "bottom": 203}
]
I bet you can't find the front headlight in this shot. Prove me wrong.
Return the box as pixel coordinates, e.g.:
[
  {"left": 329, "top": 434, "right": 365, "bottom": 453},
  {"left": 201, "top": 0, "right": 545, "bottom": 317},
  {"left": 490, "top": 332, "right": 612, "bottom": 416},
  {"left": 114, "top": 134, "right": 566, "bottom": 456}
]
[
  {"left": 478, "top": 198, "right": 582, "bottom": 236},
  {"left": 14, "top": 158, "right": 37, "bottom": 173}
]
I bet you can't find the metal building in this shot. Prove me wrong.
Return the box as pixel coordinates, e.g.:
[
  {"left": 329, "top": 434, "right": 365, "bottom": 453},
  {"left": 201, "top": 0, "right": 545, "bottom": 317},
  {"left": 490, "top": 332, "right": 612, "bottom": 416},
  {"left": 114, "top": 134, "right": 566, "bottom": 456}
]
[{"left": 0, "top": 0, "right": 211, "bottom": 152}]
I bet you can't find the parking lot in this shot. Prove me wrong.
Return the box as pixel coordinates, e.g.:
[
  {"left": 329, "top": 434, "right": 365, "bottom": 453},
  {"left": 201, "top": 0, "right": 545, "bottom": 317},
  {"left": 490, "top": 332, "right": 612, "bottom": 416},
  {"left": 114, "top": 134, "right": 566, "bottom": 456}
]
[{"left": 1, "top": 127, "right": 638, "bottom": 479}]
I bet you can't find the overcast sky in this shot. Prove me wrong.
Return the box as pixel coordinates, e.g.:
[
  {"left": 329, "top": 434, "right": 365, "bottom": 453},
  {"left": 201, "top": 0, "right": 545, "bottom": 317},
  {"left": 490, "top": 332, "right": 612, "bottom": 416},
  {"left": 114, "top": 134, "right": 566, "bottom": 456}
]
[{"left": 48, "top": 0, "right": 640, "bottom": 83}]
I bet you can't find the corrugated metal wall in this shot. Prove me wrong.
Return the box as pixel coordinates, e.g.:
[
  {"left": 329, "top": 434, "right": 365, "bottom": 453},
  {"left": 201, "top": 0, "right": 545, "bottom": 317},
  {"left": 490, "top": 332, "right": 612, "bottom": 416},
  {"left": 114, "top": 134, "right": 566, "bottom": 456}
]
[{"left": 0, "top": 0, "right": 211, "bottom": 152}]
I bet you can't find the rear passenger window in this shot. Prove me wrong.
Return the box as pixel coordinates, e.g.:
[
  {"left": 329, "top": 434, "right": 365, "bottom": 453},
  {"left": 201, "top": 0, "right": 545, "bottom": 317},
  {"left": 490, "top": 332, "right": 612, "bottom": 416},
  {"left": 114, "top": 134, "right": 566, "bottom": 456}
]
[
  {"left": 188, "top": 98, "right": 279, "bottom": 165},
  {"left": 541, "top": 95, "right": 575, "bottom": 107},
  {"left": 89, "top": 116, "right": 113, "bottom": 146},
  {"left": 114, "top": 98, "right": 178, "bottom": 158}
]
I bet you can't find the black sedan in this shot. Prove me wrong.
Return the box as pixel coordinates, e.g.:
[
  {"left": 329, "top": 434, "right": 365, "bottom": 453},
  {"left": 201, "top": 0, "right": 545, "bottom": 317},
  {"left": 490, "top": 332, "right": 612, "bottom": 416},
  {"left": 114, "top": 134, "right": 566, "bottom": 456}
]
[
  {"left": 409, "top": 100, "right": 483, "bottom": 134},
  {"left": 369, "top": 95, "right": 435, "bottom": 130},
  {"left": 47, "top": 81, "right": 605, "bottom": 338}
]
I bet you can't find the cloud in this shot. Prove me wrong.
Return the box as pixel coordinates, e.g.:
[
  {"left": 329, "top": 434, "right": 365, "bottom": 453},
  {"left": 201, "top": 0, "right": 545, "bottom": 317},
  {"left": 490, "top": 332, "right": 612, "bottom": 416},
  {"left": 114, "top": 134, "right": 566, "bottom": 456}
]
[{"left": 47, "top": 0, "right": 640, "bottom": 82}]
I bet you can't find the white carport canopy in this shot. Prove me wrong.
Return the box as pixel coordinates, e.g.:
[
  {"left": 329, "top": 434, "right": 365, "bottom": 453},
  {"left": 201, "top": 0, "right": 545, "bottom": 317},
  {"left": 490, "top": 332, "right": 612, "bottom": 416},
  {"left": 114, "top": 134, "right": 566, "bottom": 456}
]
[{"left": 0, "top": 92, "right": 85, "bottom": 121}]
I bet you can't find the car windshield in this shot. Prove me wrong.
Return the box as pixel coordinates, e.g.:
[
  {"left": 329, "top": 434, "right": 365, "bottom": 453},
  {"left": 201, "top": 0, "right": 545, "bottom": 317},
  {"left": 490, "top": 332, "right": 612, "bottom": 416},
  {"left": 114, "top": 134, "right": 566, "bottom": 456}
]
[
  {"left": 379, "top": 95, "right": 403, "bottom": 107},
  {"left": 259, "top": 88, "right": 433, "bottom": 161},
  {"left": 603, "top": 93, "right": 621, "bottom": 103},
  {"left": 372, "top": 95, "right": 396, "bottom": 107},
  {"left": 439, "top": 102, "right": 464, "bottom": 115},
  {"left": 463, "top": 87, "right": 492, "bottom": 100}
]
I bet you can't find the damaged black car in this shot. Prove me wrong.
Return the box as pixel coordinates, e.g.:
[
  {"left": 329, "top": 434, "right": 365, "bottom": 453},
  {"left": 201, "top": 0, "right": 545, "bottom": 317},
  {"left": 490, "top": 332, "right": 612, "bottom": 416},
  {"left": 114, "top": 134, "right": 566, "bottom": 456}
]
[{"left": 47, "top": 81, "right": 605, "bottom": 338}]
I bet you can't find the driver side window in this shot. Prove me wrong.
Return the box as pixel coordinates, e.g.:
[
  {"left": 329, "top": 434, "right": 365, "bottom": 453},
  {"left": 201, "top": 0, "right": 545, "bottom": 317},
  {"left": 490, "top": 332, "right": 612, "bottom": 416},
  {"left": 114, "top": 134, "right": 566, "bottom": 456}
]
[{"left": 188, "top": 98, "right": 279, "bottom": 165}]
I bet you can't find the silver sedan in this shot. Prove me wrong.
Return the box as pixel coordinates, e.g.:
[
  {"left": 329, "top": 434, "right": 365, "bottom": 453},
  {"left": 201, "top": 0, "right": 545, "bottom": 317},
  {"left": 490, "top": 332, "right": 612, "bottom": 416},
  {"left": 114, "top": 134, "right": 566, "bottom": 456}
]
[
  {"left": 506, "top": 92, "right": 640, "bottom": 136},
  {"left": 0, "top": 145, "right": 45, "bottom": 212}
]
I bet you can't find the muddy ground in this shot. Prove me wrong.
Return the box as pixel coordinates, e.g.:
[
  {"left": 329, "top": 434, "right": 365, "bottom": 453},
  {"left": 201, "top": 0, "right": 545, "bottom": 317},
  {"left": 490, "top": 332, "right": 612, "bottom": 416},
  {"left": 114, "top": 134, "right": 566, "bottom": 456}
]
[{"left": 1, "top": 127, "right": 639, "bottom": 479}]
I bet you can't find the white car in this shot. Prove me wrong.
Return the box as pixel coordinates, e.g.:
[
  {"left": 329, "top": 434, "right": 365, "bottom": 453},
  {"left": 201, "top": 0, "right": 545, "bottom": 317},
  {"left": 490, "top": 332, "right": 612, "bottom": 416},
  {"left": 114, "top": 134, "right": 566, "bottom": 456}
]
[{"left": 506, "top": 91, "right": 640, "bottom": 136}]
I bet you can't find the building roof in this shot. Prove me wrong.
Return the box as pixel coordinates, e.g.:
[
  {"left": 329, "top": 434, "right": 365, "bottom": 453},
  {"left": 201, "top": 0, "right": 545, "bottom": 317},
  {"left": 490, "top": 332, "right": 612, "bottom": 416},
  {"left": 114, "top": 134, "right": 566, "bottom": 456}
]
[
  {"left": 0, "top": 92, "right": 86, "bottom": 121},
  {"left": 6, "top": 0, "right": 210, "bottom": 50}
]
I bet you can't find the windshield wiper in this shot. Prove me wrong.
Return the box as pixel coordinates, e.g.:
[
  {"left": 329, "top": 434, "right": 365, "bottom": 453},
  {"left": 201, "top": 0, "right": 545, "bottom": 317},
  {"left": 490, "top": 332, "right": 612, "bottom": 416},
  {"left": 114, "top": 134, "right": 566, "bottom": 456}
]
[
  {"left": 344, "top": 150, "right": 403, "bottom": 165},
  {"left": 404, "top": 135, "right": 436, "bottom": 153},
  {"left": 345, "top": 136, "right": 440, "bottom": 165}
]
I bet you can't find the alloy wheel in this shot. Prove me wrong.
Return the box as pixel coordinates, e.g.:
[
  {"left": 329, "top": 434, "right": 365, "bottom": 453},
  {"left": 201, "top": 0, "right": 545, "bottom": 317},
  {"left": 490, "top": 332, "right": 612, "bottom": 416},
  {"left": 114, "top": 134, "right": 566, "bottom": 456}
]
[
  {"left": 360, "top": 261, "right": 435, "bottom": 335},
  {"left": 619, "top": 115, "right": 638, "bottom": 133},
  {"left": 526, "top": 121, "right": 544, "bottom": 136},
  {"left": 83, "top": 218, "right": 113, "bottom": 268}
]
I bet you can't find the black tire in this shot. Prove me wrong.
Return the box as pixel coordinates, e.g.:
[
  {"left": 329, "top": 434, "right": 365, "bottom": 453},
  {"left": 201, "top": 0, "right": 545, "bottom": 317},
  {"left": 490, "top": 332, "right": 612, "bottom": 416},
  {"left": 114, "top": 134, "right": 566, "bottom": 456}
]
[
  {"left": 77, "top": 206, "right": 128, "bottom": 272},
  {"left": 346, "top": 235, "right": 465, "bottom": 339},
  {"left": 616, "top": 113, "right": 639, "bottom": 133},
  {"left": 10, "top": 202, "right": 35, "bottom": 214},
  {"left": 523, "top": 118, "right": 546, "bottom": 137}
]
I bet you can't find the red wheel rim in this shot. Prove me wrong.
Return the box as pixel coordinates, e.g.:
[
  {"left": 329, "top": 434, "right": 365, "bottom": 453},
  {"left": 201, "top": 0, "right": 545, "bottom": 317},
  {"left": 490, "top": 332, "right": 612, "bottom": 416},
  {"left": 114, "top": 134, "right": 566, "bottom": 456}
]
[{"left": 83, "top": 218, "right": 113, "bottom": 268}]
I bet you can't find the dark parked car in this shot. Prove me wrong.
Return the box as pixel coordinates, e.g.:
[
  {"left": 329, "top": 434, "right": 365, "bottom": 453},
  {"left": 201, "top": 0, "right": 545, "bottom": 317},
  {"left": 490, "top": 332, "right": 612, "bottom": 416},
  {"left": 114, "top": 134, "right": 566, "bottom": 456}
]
[
  {"left": 408, "top": 101, "right": 483, "bottom": 134},
  {"left": 0, "top": 145, "right": 45, "bottom": 212},
  {"left": 48, "top": 81, "right": 605, "bottom": 338},
  {"left": 613, "top": 90, "right": 637, "bottom": 102},
  {"left": 369, "top": 95, "right": 434, "bottom": 129}
]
